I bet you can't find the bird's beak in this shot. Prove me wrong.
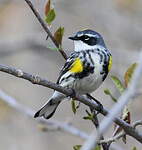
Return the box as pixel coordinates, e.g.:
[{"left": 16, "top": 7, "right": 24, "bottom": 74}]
[{"left": 68, "top": 35, "right": 79, "bottom": 41}]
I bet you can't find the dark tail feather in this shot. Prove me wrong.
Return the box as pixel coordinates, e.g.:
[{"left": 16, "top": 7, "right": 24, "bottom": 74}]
[{"left": 34, "top": 99, "right": 60, "bottom": 119}]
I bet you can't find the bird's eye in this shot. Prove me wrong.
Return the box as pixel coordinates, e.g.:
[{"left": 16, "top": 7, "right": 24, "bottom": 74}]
[{"left": 83, "top": 35, "right": 90, "bottom": 40}]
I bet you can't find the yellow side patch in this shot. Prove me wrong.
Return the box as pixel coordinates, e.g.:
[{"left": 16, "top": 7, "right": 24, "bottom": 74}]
[
  {"left": 108, "top": 55, "right": 112, "bottom": 72},
  {"left": 70, "top": 58, "right": 83, "bottom": 73}
]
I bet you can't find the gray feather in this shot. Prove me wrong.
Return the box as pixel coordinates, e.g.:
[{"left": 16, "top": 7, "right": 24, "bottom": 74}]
[{"left": 34, "top": 91, "right": 66, "bottom": 119}]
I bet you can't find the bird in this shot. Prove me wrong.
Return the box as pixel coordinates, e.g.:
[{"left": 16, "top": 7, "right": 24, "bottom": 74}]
[{"left": 34, "top": 29, "right": 112, "bottom": 119}]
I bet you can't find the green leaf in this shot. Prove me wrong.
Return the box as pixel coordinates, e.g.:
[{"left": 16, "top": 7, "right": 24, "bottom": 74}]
[
  {"left": 83, "top": 116, "right": 93, "bottom": 120},
  {"left": 83, "top": 110, "right": 94, "bottom": 120},
  {"left": 73, "top": 145, "right": 82, "bottom": 150},
  {"left": 54, "top": 27, "right": 64, "bottom": 46},
  {"left": 104, "top": 89, "right": 117, "bottom": 102},
  {"left": 111, "top": 76, "right": 125, "bottom": 93},
  {"left": 124, "top": 63, "right": 137, "bottom": 87},
  {"left": 45, "top": 9, "right": 56, "bottom": 25},
  {"left": 71, "top": 99, "right": 80, "bottom": 114},
  {"left": 44, "top": 0, "right": 51, "bottom": 16},
  {"left": 94, "top": 145, "right": 101, "bottom": 150},
  {"left": 73, "top": 145, "right": 100, "bottom": 150},
  {"left": 132, "top": 146, "right": 137, "bottom": 150},
  {"left": 71, "top": 99, "right": 76, "bottom": 114},
  {"left": 122, "top": 106, "right": 130, "bottom": 122}
]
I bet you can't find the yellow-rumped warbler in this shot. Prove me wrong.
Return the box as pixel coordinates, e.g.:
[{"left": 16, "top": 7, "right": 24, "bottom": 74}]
[{"left": 34, "top": 29, "right": 112, "bottom": 119}]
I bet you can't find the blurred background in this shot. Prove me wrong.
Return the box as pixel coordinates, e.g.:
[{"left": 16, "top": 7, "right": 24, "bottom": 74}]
[{"left": 0, "top": 0, "right": 142, "bottom": 149}]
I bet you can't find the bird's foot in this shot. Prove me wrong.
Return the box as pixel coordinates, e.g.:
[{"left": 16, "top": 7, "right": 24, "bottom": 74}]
[{"left": 69, "top": 88, "right": 76, "bottom": 98}]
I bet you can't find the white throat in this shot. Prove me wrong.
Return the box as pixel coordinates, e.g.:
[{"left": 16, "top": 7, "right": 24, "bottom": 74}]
[{"left": 74, "top": 40, "right": 97, "bottom": 51}]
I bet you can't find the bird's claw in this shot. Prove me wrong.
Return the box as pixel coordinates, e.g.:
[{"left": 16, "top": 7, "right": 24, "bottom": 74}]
[{"left": 69, "top": 88, "right": 76, "bottom": 98}]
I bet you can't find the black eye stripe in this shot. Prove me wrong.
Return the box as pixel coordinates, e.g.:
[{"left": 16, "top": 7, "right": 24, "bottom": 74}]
[
  {"left": 81, "top": 36, "right": 98, "bottom": 45},
  {"left": 76, "top": 34, "right": 99, "bottom": 45}
]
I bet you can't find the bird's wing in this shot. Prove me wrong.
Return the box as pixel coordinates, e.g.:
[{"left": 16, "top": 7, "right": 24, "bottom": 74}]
[
  {"left": 56, "top": 51, "right": 95, "bottom": 85},
  {"left": 56, "top": 52, "right": 80, "bottom": 84}
]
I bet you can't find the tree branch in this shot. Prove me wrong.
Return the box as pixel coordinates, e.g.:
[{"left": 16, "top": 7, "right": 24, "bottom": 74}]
[
  {"left": 24, "top": 0, "right": 67, "bottom": 60},
  {"left": 100, "top": 120, "right": 142, "bottom": 145},
  {"left": 99, "top": 132, "right": 125, "bottom": 145},
  {"left": 89, "top": 108, "right": 110, "bottom": 150},
  {"left": 0, "top": 64, "right": 142, "bottom": 144},
  {"left": 0, "top": 89, "right": 89, "bottom": 139},
  {"left": 0, "top": 89, "right": 123, "bottom": 150}
]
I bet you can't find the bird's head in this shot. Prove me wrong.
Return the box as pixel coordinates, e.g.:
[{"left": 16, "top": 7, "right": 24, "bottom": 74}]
[{"left": 69, "top": 29, "right": 106, "bottom": 52}]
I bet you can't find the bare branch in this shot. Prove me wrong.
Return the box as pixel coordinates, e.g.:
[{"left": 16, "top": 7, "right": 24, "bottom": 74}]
[
  {"left": 24, "top": 0, "right": 67, "bottom": 60},
  {"left": 0, "top": 89, "right": 89, "bottom": 139},
  {"left": 100, "top": 119, "right": 142, "bottom": 146},
  {"left": 100, "top": 120, "right": 142, "bottom": 145},
  {"left": 99, "top": 132, "right": 125, "bottom": 144},
  {"left": 0, "top": 64, "right": 142, "bottom": 143},
  {"left": 81, "top": 52, "right": 142, "bottom": 150},
  {"left": 0, "top": 89, "right": 123, "bottom": 150},
  {"left": 89, "top": 108, "right": 110, "bottom": 150}
]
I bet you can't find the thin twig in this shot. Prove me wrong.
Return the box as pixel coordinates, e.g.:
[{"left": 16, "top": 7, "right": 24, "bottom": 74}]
[
  {"left": 0, "top": 64, "right": 142, "bottom": 143},
  {"left": 80, "top": 52, "right": 142, "bottom": 150},
  {"left": 90, "top": 108, "right": 110, "bottom": 150},
  {"left": 93, "top": 114, "right": 110, "bottom": 150},
  {"left": 99, "top": 132, "right": 125, "bottom": 144},
  {"left": 0, "top": 89, "right": 89, "bottom": 139},
  {"left": 100, "top": 120, "right": 142, "bottom": 145},
  {"left": 87, "top": 94, "right": 110, "bottom": 150},
  {"left": 24, "top": 0, "right": 67, "bottom": 60}
]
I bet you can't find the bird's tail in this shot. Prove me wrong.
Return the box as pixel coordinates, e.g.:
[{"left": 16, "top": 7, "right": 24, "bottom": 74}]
[
  {"left": 34, "top": 99, "right": 60, "bottom": 119},
  {"left": 34, "top": 91, "right": 65, "bottom": 119}
]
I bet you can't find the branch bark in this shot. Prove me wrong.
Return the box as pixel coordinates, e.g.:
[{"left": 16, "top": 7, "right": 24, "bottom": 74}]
[
  {"left": 0, "top": 64, "right": 142, "bottom": 144},
  {"left": 89, "top": 108, "right": 110, "bottom": 150},
  {"left": 100, "top": 120, "right": 142, "bottom": 145},
  {"left": 0, "top": 89, "right": 89, "bottom": 139},
  {"left": 0, "top": 89, "right": 123, "bottom": 150}
]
